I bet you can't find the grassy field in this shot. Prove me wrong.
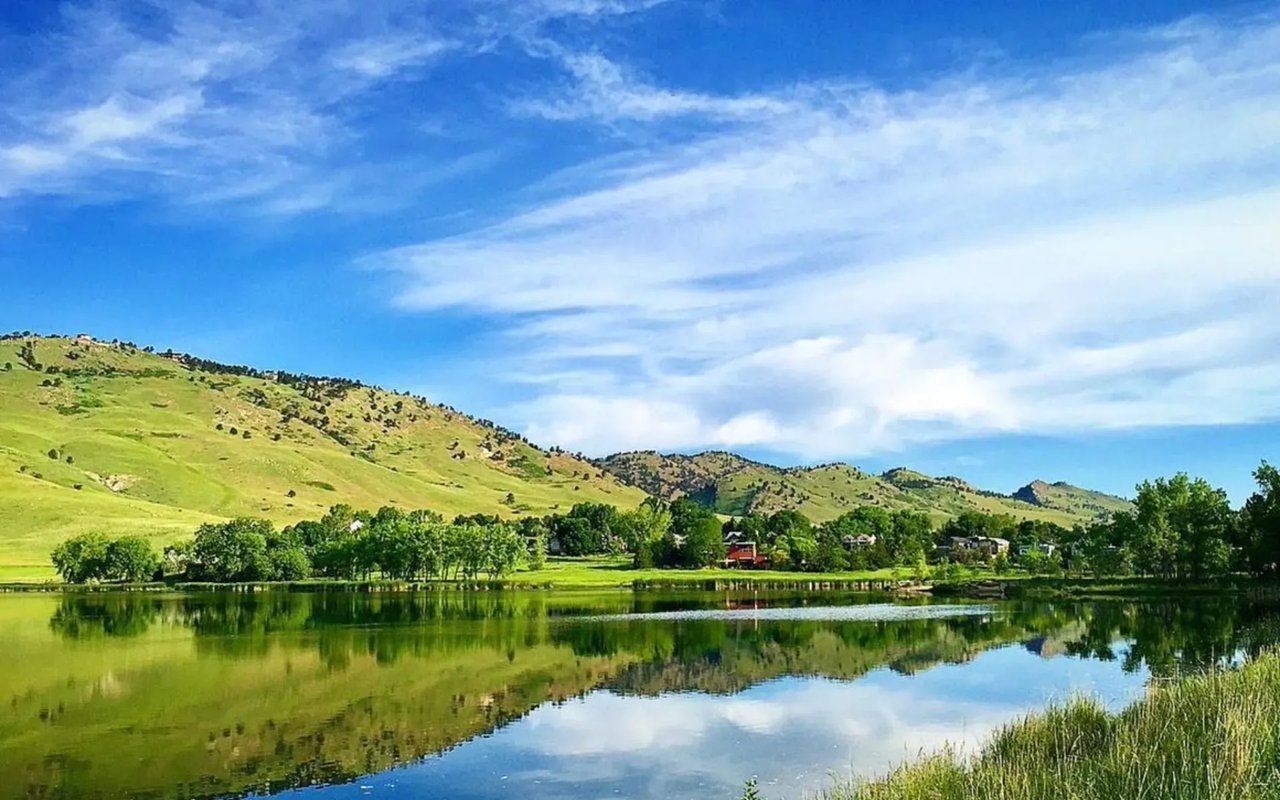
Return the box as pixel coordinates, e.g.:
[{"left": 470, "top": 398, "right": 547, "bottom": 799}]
[
  {"left": 0, "top": 336, "right": 645, "bottom": 572},
  {"left": 809, "top": 651, "right": 1280, "bottom": 800}
]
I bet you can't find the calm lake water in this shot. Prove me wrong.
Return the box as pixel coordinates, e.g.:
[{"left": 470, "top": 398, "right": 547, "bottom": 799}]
[{"left": 3, "top": 590, "right": 1278, "bottom": 800}]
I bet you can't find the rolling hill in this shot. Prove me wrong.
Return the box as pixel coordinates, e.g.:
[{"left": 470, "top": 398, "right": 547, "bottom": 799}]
[
  {"left": 0, "top": 335, "right": 645, "bottom": 577},
  {"left": 594, "top": 451, "right": 1132, "bottom": 526},
  {"left": 0, "top": 334, "right": 1133, "bottom": 580}
]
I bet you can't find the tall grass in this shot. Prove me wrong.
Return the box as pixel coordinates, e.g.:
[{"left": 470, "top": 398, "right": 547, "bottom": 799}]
[{"left": 814, "top": 652, "right": 1280, "bottom": 800}]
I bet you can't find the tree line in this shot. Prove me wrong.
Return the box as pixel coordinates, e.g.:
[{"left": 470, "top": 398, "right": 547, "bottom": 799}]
[{"left": 50, "top": 461, "right": 1279, "bottom": 584}]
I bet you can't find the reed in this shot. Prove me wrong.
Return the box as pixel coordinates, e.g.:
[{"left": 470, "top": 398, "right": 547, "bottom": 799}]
[{"left": 811, "top": 651, "right": 1280, "bottom": 800}]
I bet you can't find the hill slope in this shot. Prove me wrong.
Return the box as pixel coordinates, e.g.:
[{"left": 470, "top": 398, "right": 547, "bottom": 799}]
[
  {"left": 595, "top": 451, "right": 1131, "bottom": 526},
  {"left": 0, "top": 336, "right": 645, "bottom": 576}
]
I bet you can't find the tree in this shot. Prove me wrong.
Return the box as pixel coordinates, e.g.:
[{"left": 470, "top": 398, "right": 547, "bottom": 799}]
[
  {"left": 565, "top": 502, "right": 623, "bottom": 553},
  {"left": 105, "top": 536, "right": 160, "bottom": 582},
  {"left": 527, "top": 531, "right": 547, "bottom": 571},
  {"left": 190, "top": 518, "right": 274, "bottom": 582},
  {"left": 810, "top": 534, "right": 850, "bottom": 572},
  {"left": 681, "top": 512, "right": 726, "bottom": 568},
  {"left": 723, "top": 512, "right": 769, "bottom": 544},
  {"left": 268, "top": 544, "right": 311, "bottom": 581},
  {"left": 549, "top": 516, "right": 600, "bottom": 556},
  {"left": 621, "top": 498, "right": 672, "bottom": 562},
  {"left": 766, "top": 509, "right": 815, "bottom": 569},
  {"left": 1133, "top": 474, "right": 1234, "bottom": 580},
  {"left": 51, "top": 533, "right": 111, "bottom": 583},
  {"left": 481, "top": 523, "right": 525, "bottom": 578},
  {"left": 1242, "top": 461, "right": 1280, "bottom": 575}
]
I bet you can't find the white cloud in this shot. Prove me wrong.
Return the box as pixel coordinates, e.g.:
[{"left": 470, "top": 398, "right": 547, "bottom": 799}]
[
  {"left": 513, "top": 51, "right": 797, "bottom": 122},
  {"left": 0, "top": 0, "right": 655, "bottom": 209},
  {"left": 380, "top": 11, "right": 1280, "bottom": 457},
  {"left": 330, "top": 36, "right": 453, "bottom": 78}
]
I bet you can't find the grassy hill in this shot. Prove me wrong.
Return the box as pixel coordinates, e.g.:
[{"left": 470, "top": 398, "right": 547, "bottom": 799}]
[
  {"left": 0, "top": 335, "right": 645, "bottom": 578},
  {"left": 595, "top": 451, "right": 1132, "bottom": 526}
]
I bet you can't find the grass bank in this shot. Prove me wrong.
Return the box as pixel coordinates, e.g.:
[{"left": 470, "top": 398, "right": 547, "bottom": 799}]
[{"left": 810, "top": 650, "right": 1280, "bottom": 800}]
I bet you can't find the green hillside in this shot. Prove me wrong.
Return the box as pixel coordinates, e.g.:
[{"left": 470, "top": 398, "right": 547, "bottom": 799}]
[
  {"left": 0, "top": 336, "right": 645, "bottom": 577},
  {"left": 595, "top": 451, "right": 1132, "bottom": 526}
]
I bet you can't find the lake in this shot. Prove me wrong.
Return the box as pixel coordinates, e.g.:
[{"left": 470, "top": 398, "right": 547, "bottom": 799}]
[{"left": 3, "top": 590, "right": 1277, "bottom": 800}]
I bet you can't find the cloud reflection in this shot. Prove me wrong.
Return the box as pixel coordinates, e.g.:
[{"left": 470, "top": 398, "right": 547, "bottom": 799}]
[{"left": 339, "top": 644, "right": 1147, "bottom": 800}]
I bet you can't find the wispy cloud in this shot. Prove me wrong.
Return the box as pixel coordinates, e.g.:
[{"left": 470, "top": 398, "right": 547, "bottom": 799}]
[
  {"left": 0, "top": 0, "right": 657, "bottom": 212},
  {"left": 512, "top": 51, "right": 797, "bottom": 122},
  {"left": 379, "top": 11, "right": 1280, "bottom": 457}
]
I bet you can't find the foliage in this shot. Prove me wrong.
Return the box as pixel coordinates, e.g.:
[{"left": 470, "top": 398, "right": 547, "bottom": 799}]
[
  {"left": 1242, "top": 461, "right": 1280, "bottom": 575},
  {"left": 52, "top": 533, "right": 158, "bottom": 583},
  {"left": 189, "top": 518, "right": 275, "bottom": 582},
  {"left": 105, "top": 536, "right": 161, "bottom": 582},
  {"left": 51, "top": 533, "right": 112, "bottom": 583}
]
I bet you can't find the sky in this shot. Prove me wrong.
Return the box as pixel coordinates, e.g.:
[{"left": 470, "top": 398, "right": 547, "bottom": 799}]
[{"left": 1, "top": 0, "right": 1277, "bottom": 501}]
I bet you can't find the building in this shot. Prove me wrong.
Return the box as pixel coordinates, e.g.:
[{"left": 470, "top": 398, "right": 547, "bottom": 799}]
[
  {"left": 724, "top": 541, "right": 769, "bottom": 569},
  {"left": 842, "top": 534, "right": 877, "bottom": 549},
  {"left": 949, "top": 536, "right": 1010, "bottom": 556}
]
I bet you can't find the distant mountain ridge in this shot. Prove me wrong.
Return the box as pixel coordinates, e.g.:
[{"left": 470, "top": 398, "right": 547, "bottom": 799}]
[{"left": 595, "top": 451, "right": 1132, "bottom": 525}]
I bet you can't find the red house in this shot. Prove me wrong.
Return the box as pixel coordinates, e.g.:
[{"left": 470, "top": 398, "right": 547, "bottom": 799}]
[{"left": 724, "top": 542, "right": 769, "bottom": 569}]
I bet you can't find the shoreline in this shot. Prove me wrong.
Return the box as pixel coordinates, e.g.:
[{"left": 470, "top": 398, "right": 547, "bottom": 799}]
[{"left": 4, "top": 572, "right": 1277, "bottom": 597}]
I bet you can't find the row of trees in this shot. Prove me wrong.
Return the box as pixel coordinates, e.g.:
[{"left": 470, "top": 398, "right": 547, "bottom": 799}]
[
  {"left": 1059, "top": 465, "right": 1280, "bottom": 580},
  {"left": 51, "top": 461, "right": 1279, "bottom": 584}
]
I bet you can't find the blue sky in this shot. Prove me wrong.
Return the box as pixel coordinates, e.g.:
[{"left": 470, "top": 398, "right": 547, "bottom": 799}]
[{"left": 1, "top": 0, "right": 1277, "bottom": 501}]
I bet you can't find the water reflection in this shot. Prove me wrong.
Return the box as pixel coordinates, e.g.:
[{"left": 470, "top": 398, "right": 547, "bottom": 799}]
[{"left": 3, "top": 591, "right": 1279, "bottom": 800}]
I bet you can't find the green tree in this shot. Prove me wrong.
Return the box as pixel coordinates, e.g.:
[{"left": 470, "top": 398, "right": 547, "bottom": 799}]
[
  {"left": 190, "top": 518, "right": 274, "bottom": 582},
  {"left": 1242, "top": 461, "right": 1280, "bottom": 575},
  {"left": 105, "top": 536, "right": 160, "bottom": 582},
  {"left": 623, "top": 498, "right": 672, "bottom": 564},
  {"left": 481, "top": 523, "right": 525, "bottom": 578},
  {"left": 681, "top": 512, "right": 726, "bottom": 568},
  {"left": 810, "top": 535, "right": 850, "bottom": 572},
  {"left": 527, "top": 530, "right": 548, "bottom": 571},
  {"left": 1133, "top": 474, "right": 1233, "bottom": 580},
  {"left": 767, "top": 509, "right": 815, "bottom": 569},
  {"left": 51, "top": 533, "right": 111, "bottom": 583}
]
